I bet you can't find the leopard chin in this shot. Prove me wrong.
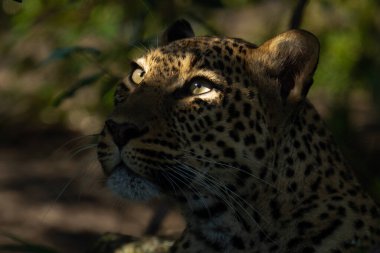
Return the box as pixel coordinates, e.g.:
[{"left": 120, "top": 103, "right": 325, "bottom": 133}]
[{"left": 106, "top": 164, "right": 161, "bottom": 201}]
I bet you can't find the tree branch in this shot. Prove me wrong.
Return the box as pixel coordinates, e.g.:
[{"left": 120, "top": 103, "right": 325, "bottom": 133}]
[{"left": 289, "top": 0, "right": 309, "bottom": 29}]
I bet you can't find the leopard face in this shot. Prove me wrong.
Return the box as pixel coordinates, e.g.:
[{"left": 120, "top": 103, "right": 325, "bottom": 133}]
[
  {"left": 97, "top": 20, "right": 380, "bottom": 252},
  {"left": 98, "top": 33, "right": 268, "bottom": 203}
]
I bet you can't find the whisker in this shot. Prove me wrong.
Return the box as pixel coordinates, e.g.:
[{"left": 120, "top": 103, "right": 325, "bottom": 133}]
[
  {"left": 175, "top": 160, "right": 277, "bottom": 244},
  {"left": 173, "top": 163, "right": 238, "bottom": 221},
  {"left": 181, "top": 151, "right": 281, "bottom": 193},
  {"left": 75, "top": 159, "right": 102, "bottom": 201},
  {"left": 157, "top": 165, "right": 179, "bottom": 197},
  {"left": 67, "top": 144, "right": 98, "bottom": 160},
  {"left": 241, "top": 149, "right": 301, "bottom": 200},
  {"left": 177, "top": 159, "right": 269, "bottom": 222},
  {"left": 166, "top": 165, "right": 211, "bottom": 217},
  {"left": 163, "top": 169, "right": 195, "bottom": 212},
  {"left": 173, "top": 162, "right": 252, "bottom": 230},
  {"left": 40, "top": 150, "right": 99, "bottom": 224},
  {"left": 137, "top": 42, "right": 150, "bottom": 52},
  {"left": 39, "top": 176, "right": 76, "bottom": 223},
  {"left": 51, "top": 134, "right": 99, "bottom": 157}
]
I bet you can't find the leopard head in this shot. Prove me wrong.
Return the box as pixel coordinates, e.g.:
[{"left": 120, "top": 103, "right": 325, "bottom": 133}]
[{"left": 97, "top": 20, "right": 319, "bottom": 203}]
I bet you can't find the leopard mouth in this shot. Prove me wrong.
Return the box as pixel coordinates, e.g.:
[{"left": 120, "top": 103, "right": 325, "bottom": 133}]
[{"left": 106, "top": 163, "right": 161, "bottom": 201}]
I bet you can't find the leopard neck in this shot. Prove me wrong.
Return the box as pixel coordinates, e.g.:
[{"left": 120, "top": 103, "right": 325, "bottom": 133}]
[
  {"left": 268, "top": 101, "right": 356, "bottom": 198},
  {"left": 173, "top": 101, "right": 360, "bottom": 250}
]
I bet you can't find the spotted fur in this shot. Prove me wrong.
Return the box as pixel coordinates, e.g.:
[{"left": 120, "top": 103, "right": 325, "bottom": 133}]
[{"left": 97, "top": 20, "right": 380, "bottom": 252}]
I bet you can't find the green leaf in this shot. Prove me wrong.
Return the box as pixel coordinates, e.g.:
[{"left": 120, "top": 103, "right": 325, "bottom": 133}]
[
  {"left": 52, "top": 72, "right": 104, "bottom": 106},
  {"left": 41, "top": 46, "right": 101, "bottom": 65}
]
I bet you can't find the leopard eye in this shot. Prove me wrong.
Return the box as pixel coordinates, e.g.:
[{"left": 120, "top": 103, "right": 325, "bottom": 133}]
[
  {"left": 189, "top": 78, "right": 213, "bottom": 95},
  {"left": 130, "top": 67, "right": 145, "bottom": 85}
]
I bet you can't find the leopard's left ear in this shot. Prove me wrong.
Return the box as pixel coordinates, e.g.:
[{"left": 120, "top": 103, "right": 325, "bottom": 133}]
[
  {"left": 255, "top": 29, "right": 319, "bottom": 103},
  {"left": 161, "top": 19, "right": 195, "bottom": 46}
]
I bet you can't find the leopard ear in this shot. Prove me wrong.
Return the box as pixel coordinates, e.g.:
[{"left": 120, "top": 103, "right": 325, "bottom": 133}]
[
  {"left": 161, "top": 19, "right": 195, "bottom": 46},
  {"left": 256, "top": 29, "right": 319, "bottom": 103}
]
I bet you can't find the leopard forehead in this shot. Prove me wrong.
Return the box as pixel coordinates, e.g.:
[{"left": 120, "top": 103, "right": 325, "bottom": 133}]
[{"left": 136, "top": 36, "right": 257, "bottom": 83}]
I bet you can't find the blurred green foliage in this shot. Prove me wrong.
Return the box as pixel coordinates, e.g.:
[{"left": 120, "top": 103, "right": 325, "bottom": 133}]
[{"left": 0, "top": 0, "right": 379, "bottom": 192}]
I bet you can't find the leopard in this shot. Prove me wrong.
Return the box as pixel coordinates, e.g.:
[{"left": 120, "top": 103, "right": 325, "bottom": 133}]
[{"left": 97, "top": 19, "right": 380, "bottom": 253}]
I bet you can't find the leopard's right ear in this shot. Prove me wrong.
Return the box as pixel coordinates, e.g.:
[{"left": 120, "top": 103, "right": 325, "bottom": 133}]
[
  {"left": 252, "top": 29, "right": 319, "bottom": 104},
  {"left": 160, "top": 19, "right": 195, "bottom": 46}
]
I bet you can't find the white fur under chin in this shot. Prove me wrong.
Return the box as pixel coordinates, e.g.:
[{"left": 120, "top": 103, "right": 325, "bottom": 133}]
[{"left": 106, "top": 166, "right": 160, "bottom": 201}]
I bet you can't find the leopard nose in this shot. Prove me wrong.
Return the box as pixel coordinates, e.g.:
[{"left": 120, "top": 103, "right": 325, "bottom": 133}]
[{"left": 105, "top": 120, "right": 147, "bottom": 149}]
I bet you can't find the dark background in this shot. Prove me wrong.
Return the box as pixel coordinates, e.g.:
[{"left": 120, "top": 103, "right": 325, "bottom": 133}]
[{"left": 0, "top": 0, "right": 379, "bottom": 252}]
